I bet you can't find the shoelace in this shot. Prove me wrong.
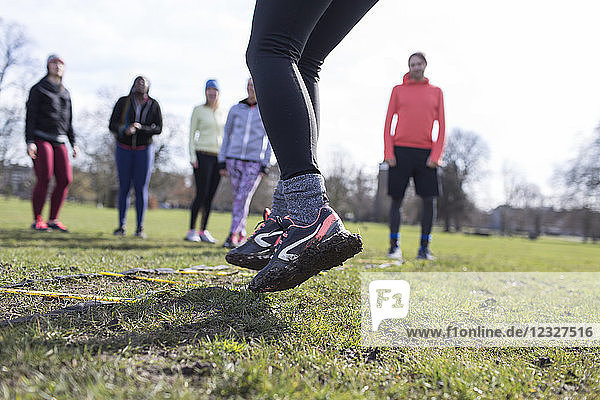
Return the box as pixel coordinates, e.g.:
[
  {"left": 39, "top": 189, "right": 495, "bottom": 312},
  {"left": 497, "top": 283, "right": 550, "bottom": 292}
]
[{"left": 249, "top": 216, "right": 283, "bottom": 240}]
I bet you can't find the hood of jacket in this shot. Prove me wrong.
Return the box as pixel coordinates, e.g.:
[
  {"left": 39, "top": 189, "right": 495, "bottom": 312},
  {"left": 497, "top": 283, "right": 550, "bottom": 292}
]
[{"left": 402, "top": 72, "right": 430, "bottom": 85}]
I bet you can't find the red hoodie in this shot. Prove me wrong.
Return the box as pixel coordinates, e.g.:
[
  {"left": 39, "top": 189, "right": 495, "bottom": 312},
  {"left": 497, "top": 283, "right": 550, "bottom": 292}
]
[{"left": 383, "top": 73, "right": 445, "bottom": 164}]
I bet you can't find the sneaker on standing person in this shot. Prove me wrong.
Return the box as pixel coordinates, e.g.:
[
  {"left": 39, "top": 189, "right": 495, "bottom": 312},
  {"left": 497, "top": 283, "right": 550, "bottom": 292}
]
[
  {"left": 185, "top": 229, "right": 201, "bottom": 242},
  {"left": 417, "top": 246, "right": 435, "bottom": 260},
  {"left": 222, "top": 233, "right": 237, "bottom": 249},
  {"left": 387, "top": 245, "right": 403, "bottom": 261},
  {"left": 31, "top": 215, "right": 50, "bottom": 231},
  {"left": 47, "top": 220, "right": 69, "bottom": 232},
  {"left": 134, "top": 227, "right": 146, "bottom": 239},
  {"left": 199, "top": 230, "right": 217, "bottom": 244}
]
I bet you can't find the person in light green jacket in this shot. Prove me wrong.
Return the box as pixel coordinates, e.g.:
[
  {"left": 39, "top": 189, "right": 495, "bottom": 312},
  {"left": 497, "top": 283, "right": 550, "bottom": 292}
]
[{"left": 186, "top": 79, "right": 226, "bottom": 243}]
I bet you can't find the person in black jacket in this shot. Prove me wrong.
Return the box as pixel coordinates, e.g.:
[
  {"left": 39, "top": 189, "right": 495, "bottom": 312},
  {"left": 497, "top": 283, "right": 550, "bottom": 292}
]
[
  {"left": 25, "top": 54, "right": 79, "bottom": 232},
  {"left": 108, "top": 76, "right": 162, "bottom": 238}
]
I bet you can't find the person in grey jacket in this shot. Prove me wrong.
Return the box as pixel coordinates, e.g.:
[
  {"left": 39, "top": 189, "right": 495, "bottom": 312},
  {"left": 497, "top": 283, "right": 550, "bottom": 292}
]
[{"left": 219, "top": 78, "right": 272, "bottom": 248}]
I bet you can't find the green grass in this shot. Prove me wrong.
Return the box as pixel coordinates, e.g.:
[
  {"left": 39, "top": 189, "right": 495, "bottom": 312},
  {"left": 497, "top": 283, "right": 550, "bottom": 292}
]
[{"left": 0, "top": 197, "right": 599, "bottom": 399}]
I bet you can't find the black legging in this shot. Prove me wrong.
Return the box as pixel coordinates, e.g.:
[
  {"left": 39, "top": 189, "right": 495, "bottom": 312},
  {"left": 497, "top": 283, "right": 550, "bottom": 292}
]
[
  {"left": 390, "top": 196, "right": 436, "bottom": 243},
  {"left": 246, "top": 0, "right": 379, "bottom": 180},
  {"left": 190, "top": 152, "right": 221, "bottom": 231}
]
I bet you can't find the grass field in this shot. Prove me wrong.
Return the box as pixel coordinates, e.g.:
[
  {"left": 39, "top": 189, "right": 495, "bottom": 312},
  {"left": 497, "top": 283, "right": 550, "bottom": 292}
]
[{"left": 0, "top": 197, "right": 599, "bottom": 399}]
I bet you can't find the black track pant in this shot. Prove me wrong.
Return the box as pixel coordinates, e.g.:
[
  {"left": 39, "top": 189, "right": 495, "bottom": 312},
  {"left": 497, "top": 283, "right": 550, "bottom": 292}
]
[
  {"left": 390, "top": 195, "right": 436, "bottom": 246},
  {"left": 190, "top": 152, "right": 221, "bottom": 231},
  {"left": 246, "top": 0, "right": 379, "bottom": 180}
]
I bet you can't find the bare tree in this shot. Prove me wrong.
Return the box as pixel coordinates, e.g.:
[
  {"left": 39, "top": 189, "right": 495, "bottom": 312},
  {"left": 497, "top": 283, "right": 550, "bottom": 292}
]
[
  {"left": 324, "top": 151, "right": 355, "bottom": 219},
  {"left": 72, "top": 87, "right": 119, "bottom": 205},
  {"left": 0, "top": 18, "right": 33, "bottom": 98},
  {"left": 555, "top": 127, "right": 600, "bottom": 241},
  {"left": 0, "top": 18, "right": 35, "bottom": 192},
  {"left": 322, "top": 151, "right": 377, "bottom": 221},
  {"left": 501, "top": 163, "right": 546, "bottom": 237},
  {"left": 438, "top": 129, "right": 489, "bottom": 231},
  {"left": 559, "top": 128, "right": 600, "bottom": 210}
]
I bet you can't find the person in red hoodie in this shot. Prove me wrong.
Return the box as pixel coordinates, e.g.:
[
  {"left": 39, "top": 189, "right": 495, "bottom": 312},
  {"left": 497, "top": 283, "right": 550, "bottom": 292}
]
[{"left": 383, "top": 52, "right": 445, "bottom": 261}]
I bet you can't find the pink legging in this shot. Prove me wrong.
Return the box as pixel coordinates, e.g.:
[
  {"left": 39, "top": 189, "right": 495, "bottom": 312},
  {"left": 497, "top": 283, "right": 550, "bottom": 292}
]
[{"left": 32, "top": 140, "right": 72, "bottom": 220}]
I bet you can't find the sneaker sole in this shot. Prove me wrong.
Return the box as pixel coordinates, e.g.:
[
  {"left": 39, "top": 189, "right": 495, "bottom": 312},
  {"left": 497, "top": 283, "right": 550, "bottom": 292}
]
[
  {"left": 49, "top": 227, "right": 69, "bottom": 232},
  {"left": 225, "top": 249, "right": 274, "bottom": 271},
  {"left": 248, "top": 230, "right": 363, "bottom": 292}
]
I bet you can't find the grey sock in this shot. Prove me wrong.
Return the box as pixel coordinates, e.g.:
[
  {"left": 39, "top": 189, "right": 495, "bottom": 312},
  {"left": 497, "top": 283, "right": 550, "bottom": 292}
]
[
  {"left": 282, "top": 173, "right": 328, "bottom": 225},
  {"left": 269, "top": 180, "right": 287, "bottom": 218}
]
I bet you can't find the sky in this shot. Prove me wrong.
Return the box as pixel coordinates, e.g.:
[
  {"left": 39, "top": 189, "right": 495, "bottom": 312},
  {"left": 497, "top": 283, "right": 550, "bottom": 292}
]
[{"left": 3, "top": 0, "right": 600, "bottom": 209}]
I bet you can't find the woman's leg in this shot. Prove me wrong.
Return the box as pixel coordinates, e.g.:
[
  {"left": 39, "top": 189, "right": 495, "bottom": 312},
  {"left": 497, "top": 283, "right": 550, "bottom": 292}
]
[
  {"left": 230, "top": 160, "right": 262, "bottom": 237},
  {"left": 247, "top": 0, "right": 378, "bottom": 225},
  {"left": 200, "top": 155, "right": 221, "bottom": 231},
  {"left": 227, "top": 159, "right": 243, "bottom": 234},
  {"left": 298, "top": 0, "right": 380, "bottom": 132},
  {"left": 246, "top": 0, "right": 332, "bottom": 180},
  {"left": 190, "top": 153, "right": 212, "bottom": 230},
  {"left": 49, "top": 144, "right": 72, "bottom": 220},
  {"left": 132, "top": 144, "right": 154, "bottom": 231},
  {"left": 32, "top": 140, "right": 53, "bottom": 219},
  {"left": 115, "top": 145, "right": 133, "bottom": 228},
  {"left": 244, "top": 0, "right": 378, "bottom": 292},
  {"left": 420, "top": 196, "right": 436, "bottom": 248},
  {"left": 389, "top": 196, "right": 404, "bottom": 249}
]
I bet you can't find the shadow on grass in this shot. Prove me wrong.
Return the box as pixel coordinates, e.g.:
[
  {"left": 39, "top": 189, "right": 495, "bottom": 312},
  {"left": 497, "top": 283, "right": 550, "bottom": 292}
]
[
  {"left": 3, "top": 286, "right": 284, "bottom": 354},
  {"left": 0, "top": 228, "right": 222, "bottom": 252}
]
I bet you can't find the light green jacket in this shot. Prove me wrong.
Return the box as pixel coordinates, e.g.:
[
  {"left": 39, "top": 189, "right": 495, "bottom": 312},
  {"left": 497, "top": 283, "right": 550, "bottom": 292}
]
[{"left": 189, "top": 104, "right": 226, "bottom": 162}]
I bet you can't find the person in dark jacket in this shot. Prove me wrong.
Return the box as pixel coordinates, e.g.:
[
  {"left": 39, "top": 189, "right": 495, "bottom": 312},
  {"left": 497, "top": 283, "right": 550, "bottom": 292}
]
[
  {"left": 25, "top": 54, "right": 79, "bottom": 232},
  {"left": 108, "top": 76, "right": 162, "bottom": 238}
]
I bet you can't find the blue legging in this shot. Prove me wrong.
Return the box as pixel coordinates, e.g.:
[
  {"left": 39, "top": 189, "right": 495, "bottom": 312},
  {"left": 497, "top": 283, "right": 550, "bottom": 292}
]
[{"left": 115, "top": 144, "right": 154, "bottom": 229}]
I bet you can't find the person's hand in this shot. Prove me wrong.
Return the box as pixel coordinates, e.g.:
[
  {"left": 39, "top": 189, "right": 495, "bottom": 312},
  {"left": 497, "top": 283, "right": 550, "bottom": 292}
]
[
  {"left": 259, "top": 172, "right": 266, "bottom": 178},
  {"left": 125, "top": 123, "right": 141, "bottom": 135},
  {"left": 72, "top": 145, "right": 79, "bottom": 158},
  {"left": 27, "top": 143, "right": 37, "bottom": 159},
  {"left": 219, "top": 169, "right": 228, "bottom": 177},
  {"left": 191, "top": 161, "right": 198, "bottom": 169},
  {"left": 385, "top": 157, "right": 396, "bottom": 167},
  {"left": 426, "top": 158, "right": 439, "bottom": 168}
]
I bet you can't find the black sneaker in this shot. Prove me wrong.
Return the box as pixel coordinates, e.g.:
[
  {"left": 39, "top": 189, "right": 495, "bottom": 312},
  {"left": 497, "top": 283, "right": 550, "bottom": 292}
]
[
  {"left": 416, "top": 247, "right": 435, "bottom": 260},
  {"left": 113, "top": 226, "right": 126, "bottom": 236},
  {"left": 387, "top": 246, "right": 403, "bottom": 261},
  {"left": 134, "top": 227, "right": 146, "bottom": 239},
  {"left": 222, "top": 233, "right": 237, "bottom": 249},
  {"left": 225, "top": 208, "right": 284, "bottom": 270},
  {"left": 248, "top": 206, "right": 363, "bottom": 292},
  {"left": 47, "top": 220, "right": 69, "bottom": 233},
  {"left": 31, "top": 216, "right": 50, "bottom": 231}
]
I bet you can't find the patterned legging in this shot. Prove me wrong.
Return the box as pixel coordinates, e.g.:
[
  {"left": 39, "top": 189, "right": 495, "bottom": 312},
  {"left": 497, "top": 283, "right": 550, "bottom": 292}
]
[{"left": 226, "top": 158, "right": 262, "bottom": 236}]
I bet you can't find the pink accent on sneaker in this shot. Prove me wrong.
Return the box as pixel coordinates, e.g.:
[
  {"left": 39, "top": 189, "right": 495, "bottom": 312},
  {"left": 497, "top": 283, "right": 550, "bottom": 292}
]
[
  {"left": 315, "top": 214, "right": 337, "bottom": 240},
  {"left": 51, "top": 221, "right": 68, "bottom": 231},
  {"left": 33, "top": 215, "right": 49, "bottom": 230}
]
